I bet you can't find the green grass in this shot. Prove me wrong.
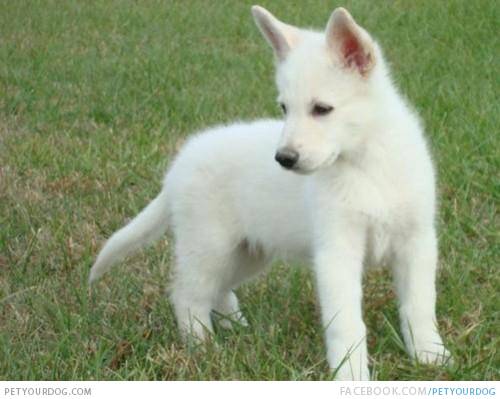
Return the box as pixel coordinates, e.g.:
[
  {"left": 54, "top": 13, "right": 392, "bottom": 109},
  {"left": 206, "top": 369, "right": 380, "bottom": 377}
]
[{"left": 0, "top": 0, "right": 498, "bottom": 380}]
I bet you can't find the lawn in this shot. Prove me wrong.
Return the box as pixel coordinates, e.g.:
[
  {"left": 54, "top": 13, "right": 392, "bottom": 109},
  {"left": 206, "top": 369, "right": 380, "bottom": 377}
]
[{"left": 0, "top": 0, "right": 498, "bottom": 380}]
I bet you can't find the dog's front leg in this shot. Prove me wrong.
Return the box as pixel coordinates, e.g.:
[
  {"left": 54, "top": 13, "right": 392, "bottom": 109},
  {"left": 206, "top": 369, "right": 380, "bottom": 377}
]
[
  {"left": 392, "top": 227, "right": 451, "bottom": 365},
  {"left": 314, "top": 212, "right": 369, "bottom": 380}
]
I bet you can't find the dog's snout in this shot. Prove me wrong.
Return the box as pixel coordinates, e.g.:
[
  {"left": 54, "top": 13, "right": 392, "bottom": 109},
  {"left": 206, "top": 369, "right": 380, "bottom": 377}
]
[{"left": 275, "top": 148, "right": 299, "bottom": 169}]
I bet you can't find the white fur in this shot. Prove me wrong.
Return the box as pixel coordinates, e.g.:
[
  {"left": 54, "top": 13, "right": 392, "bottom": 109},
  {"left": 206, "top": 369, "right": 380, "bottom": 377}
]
[{"left": 90, "top": 6, "right": 450, "bottom": 380}]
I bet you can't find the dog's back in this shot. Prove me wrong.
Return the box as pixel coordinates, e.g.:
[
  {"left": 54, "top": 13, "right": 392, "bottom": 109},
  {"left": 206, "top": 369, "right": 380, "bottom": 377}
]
[{"left": 164, "top": 118, "right": 313, "bottom": 262}]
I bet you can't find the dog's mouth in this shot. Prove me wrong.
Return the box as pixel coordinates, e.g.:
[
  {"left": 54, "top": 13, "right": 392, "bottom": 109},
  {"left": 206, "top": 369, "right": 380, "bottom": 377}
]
[
  {"left": 323, "top": 151, "right": 340, "bottom": 167},
  {"left": 289, "top": 166, "right": 314, "bottom": 175},
  {"left": 276, "top": 148, "right": 340, "bottom": 175},
  {"left": 290, "top": 152, "right": 340, "bottom": 175}
]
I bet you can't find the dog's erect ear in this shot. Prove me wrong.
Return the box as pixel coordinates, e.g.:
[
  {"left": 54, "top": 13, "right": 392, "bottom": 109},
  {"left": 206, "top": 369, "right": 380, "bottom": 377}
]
[
  {"left": 326, "top": 8, "right": 375, "bottom": 76},
  {"left": 252, "top": 5, "right": 300, "bottom": 61}
]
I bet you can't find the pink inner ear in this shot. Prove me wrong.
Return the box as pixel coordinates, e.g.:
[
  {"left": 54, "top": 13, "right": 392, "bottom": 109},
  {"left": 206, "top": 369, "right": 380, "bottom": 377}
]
[
  {"left": 342, "top": 33, "right": 369, "bottom": 72},
  {"left": 262, "top": 24, "right": 288, "bottom": 59}
]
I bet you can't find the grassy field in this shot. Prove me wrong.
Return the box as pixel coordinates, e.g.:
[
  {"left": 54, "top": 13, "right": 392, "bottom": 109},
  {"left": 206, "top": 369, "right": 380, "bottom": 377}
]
[{"left": 0, "top": 0, "right": 498, "bottom": 380}]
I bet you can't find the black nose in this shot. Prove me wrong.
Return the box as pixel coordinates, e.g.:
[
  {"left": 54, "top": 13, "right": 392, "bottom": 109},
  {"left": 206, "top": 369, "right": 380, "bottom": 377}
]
[{"left": 275, "top": 148, "right": 299, "bottom": 169}]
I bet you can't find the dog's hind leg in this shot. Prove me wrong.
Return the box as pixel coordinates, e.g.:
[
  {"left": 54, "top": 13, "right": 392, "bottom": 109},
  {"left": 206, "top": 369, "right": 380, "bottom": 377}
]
[
  {"left": 170, "top": 240, "right": 232, "bottom": 340},
  {"left": 171, "top": 262, "right": 214, "bottom": 340},
  {"left": 212, "top": 242, "right": 268, "bottom": 329},
  {"left": 169, "top": 225, "right": 249, "bottom": 340},
  {"left": 170, "top": 258, "right": 217, "bottom": 340},
  {"left": 170, "top": 254, "right": 225, "bottom": 340}
]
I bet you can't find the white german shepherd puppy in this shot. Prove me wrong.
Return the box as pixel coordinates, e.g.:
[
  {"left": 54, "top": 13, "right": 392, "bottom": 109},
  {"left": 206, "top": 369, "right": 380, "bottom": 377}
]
[{"left": 90, "top": 6, "right": 451, "bottom": 380}]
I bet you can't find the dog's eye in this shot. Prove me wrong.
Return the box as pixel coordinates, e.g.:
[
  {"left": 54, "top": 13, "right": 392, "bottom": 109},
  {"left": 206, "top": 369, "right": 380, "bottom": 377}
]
[
  {"left": 279, "top": 103, "right": 287, "bottom": 114},
  {"left": 312, "top": 104, "right": 333, "bottom": 116}
]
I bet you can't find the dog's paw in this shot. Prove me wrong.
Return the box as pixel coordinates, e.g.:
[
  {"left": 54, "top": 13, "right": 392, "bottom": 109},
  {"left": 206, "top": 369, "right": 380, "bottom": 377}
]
[
  {"left": 403, "top": 326, "right": 453, "bottom": 367},
  {"left": 235, "top": 313, "right": 249, "bottom": 327},
  {"left": 413, "top": 344, "right": 453, "bottom": 366},
  {"left": 329, "top": 347, "right": 370, "bottom": 381},
  {"left": 214, "top": 311, "right": 248, "bottom": 330},
  {"left": 333, "top": 364, "right": 370, "bottom": 381}
]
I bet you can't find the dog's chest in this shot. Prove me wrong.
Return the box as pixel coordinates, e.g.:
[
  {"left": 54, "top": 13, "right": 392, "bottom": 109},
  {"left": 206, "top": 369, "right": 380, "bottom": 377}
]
[{"left": 325, "top": 165, "right": 402, "bottom": 268}]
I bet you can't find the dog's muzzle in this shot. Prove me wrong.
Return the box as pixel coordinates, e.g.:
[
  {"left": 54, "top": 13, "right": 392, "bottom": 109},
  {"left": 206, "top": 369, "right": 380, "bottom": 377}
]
[{"left": 275, "top": 148, "right": 299, "bottom": 169}]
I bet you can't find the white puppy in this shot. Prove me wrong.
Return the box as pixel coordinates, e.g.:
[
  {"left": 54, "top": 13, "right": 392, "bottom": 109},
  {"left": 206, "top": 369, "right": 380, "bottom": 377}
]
[{"left": 90, "top": 6, "right": 451, "bottom": 380}]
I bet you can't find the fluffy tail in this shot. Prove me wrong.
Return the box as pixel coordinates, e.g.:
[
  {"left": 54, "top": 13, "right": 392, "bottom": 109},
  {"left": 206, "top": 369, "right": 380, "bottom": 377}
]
[{"left": 89, "top": 189, "right": 170, "bottom": 284}]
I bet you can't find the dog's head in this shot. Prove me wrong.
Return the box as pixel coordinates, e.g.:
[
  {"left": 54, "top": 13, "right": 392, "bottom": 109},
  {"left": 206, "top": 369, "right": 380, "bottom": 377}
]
[{"left": 252, "top": 6, "right": 382, "bottom": 174}]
